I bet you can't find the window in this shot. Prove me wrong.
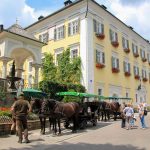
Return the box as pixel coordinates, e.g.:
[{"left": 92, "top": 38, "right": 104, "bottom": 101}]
[
  {"left": 96, "top": 50, "right": 105, "bottom": 64},
  {"left": 39, "top": 32, "right": 49, "bottom": 43},
  {"left": 122, "top": 37, "right": 129, "bottom": 49},
  {"left": 93, "top": 19, "right": 104, "bottom": 34},
  {"left": 123, "top": 61, "right": 130, "bottom": 73},
  {"left": 112, "top": 56, "right": 119, "bottom": 69},
  {"left": 140, "top": 49, "right": 147, "bottom": 61},
  {"left": 126, "top": 92, "right": 129, "bottom": 98},
  {"left": 54, "top": 25, "right": 65, "bottom": 40},
  {"left": 71, "top": 49, "right": 78, "bottom": 59},
  {"left": 147, "top": 53, "right": 150, "bottom": 63},
  {"left": 133, "top": 66, "right": 139, "bottom": 76},
  {"left": 109, "top": 29, "right": 118, "bottom": 42},
  {"left": 54, "top": 48, "right": 63, "bottom": 65},
  {"left": 68, "top": 19, "right": 79, "bottom": 36},
  {"left": 28, "top": 61, "right": 32, "bottom": 72},
  {"left": 132, "top": 43, "right": 139, "bottom": 56},
  {"left": 142, "top": 69, "right": 147, "bottom": 78},
  {"left": 98, "top": 89, "right": 102, "bottom": 96}
]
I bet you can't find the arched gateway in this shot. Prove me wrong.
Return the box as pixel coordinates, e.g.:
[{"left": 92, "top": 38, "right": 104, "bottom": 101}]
[{"left": 0, "top": 23, "right": 45, "bottom": 90}]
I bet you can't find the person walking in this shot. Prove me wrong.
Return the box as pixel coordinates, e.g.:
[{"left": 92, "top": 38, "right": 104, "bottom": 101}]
[
  {"left": 121, "top": 102, "right": 127, "bottom": 128},
  {"left": 123, "top": 103, "right": 134, "bottom": 130},
  {"left": 10, "top": 97, "right": 18, "bottom": 135},
  {"left": 138, "top": 103, "right": 147, "bottom": 129},
  {"left": 11, "top": 93, "right": 31, "bottom": 143}
]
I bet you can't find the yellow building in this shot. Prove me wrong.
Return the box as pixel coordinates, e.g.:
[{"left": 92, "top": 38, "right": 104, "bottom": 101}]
[{"left": 1, "top": 0, "right": 150, "bottom": 104}]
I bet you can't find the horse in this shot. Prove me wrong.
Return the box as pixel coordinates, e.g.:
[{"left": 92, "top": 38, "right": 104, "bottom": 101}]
[
  {"left": 42, "top": 99, "right": 80, "bottom": 135},
  {"left": 30, "top": 98, "right": 55, "bottom": 134}
]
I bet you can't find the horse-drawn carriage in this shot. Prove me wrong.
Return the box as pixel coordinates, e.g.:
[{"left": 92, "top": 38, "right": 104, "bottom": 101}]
[{"left": 56, "top": 92, "right": 103, "bottom": 129}]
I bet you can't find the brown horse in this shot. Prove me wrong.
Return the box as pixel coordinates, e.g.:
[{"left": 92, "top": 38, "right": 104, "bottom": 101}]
[{"left": 42, "top": 99, "right": 80, "bottom": 135}]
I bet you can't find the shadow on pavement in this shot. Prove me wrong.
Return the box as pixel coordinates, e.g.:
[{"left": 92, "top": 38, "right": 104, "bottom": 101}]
[{"left": 2, "top": 142, "right": 146, "bottom": 150}]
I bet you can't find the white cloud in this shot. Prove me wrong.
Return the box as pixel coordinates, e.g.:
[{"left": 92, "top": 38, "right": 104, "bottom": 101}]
[
  {"left": 96, "top": 0, "right": 150, "bottom": 40},
  {"left": 0, "top": 0, "right": 51, "bottom": 28}
]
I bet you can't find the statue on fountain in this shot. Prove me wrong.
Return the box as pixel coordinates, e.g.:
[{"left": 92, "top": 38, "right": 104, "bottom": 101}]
[{"left": 7, "top": 61, "right": 21, "bottom": 91}]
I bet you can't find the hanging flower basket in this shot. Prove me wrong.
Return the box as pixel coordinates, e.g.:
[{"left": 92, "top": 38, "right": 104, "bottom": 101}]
[
  {"left": 96, "top": 33, "right": 105, "bottom": 40},
  {"left": 125, "top": 72, "right": 131, "bottom": 77},
  {"left": 112, "top": 68, "right": 119, "bottom": 73},
  {"left": 124, "top": 48, "right": 130, "bottom": 53},
  {"left": 134, "top": 75, "right": 140, "bottom": 80},
  {"left": 143, "top": 78, "right": 148, "bottom": 82},
  {"left": 133, "top": 53, "right": 139, "bottom": 58},
  {"left": 142, "top": 58, "right": 147, "bottom": 62},
  {"left": 96, "top": 63, "right": 105, "bottom": 69},
  {"left": 111, "top": 41, "right": 119, "bottom": 47}
]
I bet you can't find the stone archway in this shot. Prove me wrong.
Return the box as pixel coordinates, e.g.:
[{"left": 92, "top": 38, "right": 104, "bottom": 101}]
[{"left": 0, "top": 23, "right": 45, "bottom": 89}]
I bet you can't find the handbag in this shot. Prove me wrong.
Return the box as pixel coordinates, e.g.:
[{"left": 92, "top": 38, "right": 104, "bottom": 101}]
[{"left": 144, "top": 109, "right": 147, "bottom": 116}]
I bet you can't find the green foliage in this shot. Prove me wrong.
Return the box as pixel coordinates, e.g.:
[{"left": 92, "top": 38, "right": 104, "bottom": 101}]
[
  {"left": 41, "top": 53, "right": 57, "bottom": 81},
  {"left": 39, "top": 80, "right": 86, "bottom": 101},
  {"left": 0, "top": 87, "right": 6, "bottom": 102},
  {"left": 0, "top": 111, "right": 12, "bottom": 118}
]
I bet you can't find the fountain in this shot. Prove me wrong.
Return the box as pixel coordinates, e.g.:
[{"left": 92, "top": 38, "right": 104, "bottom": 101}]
[{"left": 7, "top": 61, "right": 21, "bottom": 92}]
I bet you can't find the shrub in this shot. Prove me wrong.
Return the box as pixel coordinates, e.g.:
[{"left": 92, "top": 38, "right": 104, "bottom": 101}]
[{"left": 0, "top": 111, "right": 12, "bottom": 118}]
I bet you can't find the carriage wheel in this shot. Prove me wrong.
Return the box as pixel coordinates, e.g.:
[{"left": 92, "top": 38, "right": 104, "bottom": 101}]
[
  {"left": 92, "top": 119, "right": 97, "bottom": 126},
  {"left": 79, "top": 120, "right": 87, "bottom": 129}
]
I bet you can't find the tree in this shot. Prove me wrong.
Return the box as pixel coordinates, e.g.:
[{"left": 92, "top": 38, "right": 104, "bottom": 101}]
[
  {"left": 56, "top": 48, "right": 81, "bottom": 83},
  {"left": 41, "top": 53, "right": 57, "bottom": 81}
]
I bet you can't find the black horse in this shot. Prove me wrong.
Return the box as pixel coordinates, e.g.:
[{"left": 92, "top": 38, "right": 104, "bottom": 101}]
[
  {"left": 30, "top": 98, "right": 55, "bottom": 134},
  {"left": 42, "top": 99, "right": 80, "bottom": 135}
]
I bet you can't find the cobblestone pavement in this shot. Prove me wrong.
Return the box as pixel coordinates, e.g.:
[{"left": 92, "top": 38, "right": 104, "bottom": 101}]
[{"left": 0, "top": 114, "right": 150, "bottom": 150}]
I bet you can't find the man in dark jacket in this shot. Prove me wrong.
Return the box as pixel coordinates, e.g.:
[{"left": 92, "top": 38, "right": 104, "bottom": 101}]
[{"left": 11, "top": 93, "right": 31, "bottom": 143}]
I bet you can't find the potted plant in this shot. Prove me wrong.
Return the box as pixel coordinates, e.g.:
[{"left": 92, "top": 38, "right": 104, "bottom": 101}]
[
  {"left": 111, "top": 41, "right": 119, "bottom": 47},
  {"left": 134, "top": 75, "right": 140, "bottom": 80},
  {"left": 143, "top": 78, "right": 148, "bottom": 82},
  {"left": 133, "top": 53, "right": 139, "bottom": 58},
  {"left": 96, "top": 33, "right": 105, "bottom": 40},
  {"left": 124, "top": 48, "right": 130, "bottom": 53},
  {"left": 142, "top": 58, "right": 147, "bottom": 62},
  {"left": 125, "top": 72, "right": 131, "bottom": 77},
  {"left": 96, "top": 63, "right": 105, "bottom": 69},
  {"left": 112, "top": 67, "right": 120, "bottom": 73}
]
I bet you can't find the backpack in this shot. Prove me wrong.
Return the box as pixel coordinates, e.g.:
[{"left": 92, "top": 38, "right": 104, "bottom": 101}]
[{"left": 144, "top": 109, "right": 147, "bottom": 116}]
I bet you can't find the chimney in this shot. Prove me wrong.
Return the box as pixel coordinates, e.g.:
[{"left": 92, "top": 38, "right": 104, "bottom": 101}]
[
  {"left": 38, "top": 16, "right": 44, "bottom": 21},
  {"left": 0, "top": 25, "right": 4, "bottom": 31},
  {"left": 101, "top": 5, "right": 107, "bottom": 10},
  {"left": 64, "top": 0, "right": 72, "bottom": 6}
]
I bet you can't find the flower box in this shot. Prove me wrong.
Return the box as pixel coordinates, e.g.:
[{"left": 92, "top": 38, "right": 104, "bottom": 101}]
[
  {"left": 134, "top": 75, "right": 140, "bottom": 80},
  {"left": 96, "top": 33, "right": 105, "bottom": 40},
  {"left": 124, "top": 48, "right": 130, "bottom": 53},
  {"left": 125, "top": 72, "right": 131, "bottom": 77},
  {"left": 111, "top": 41, "right": 119, "bottom": 47},
  {"left": 133, "top": 53, "right": 139, "bottom": 58},
  {"left": 96, "top": 63, "right": 105, "bottom": 69},
  {"left": 143, "top": 78, "right": 148, "bottom": 82},
  {"left": 112, "top": 68, "right": 120, "bottom": 73},
  {"left": 142, "top": 58, "right": 147, "bottom": 62}
]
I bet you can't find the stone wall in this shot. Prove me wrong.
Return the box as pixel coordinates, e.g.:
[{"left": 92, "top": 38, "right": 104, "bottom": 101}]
[{"left": 0, "top": 120, "right": 49, "bottom": 136}]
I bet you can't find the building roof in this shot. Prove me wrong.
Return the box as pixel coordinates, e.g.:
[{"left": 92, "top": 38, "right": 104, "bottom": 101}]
[
  {"left": 7, "top": 23, "right": 37, "bottom": 40},
  {"left": 25, "top": 0, "right": 149, "bottom": 44}
]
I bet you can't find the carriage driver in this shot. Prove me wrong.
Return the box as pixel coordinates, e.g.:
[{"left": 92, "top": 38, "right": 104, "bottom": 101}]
[{"left": 11, "top": 92, "right": 31, "bottom": 143}]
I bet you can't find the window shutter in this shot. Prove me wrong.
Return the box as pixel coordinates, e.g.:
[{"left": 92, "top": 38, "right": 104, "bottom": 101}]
[
  {"left": 109, "top": 29, "right": 113, "bottom": 41},
  {"left": 136, "top": 46, "right": 138, "bottom": 54},
  {"left": 145, "top": 71, "right": 147, "bottom": 78},
  {"left": 148, "top": 53, "right": 150, "bottom": 62},
  {"left": 127, "top": 40, "right": 129, "bottom": 49},
  {"left": 93, "top": 19, "right": 97, "bottom": 32},
  {"left": 48, "top": 27, "right": 55, "bottom": 40},
  {"left": 96, "top": 50, "right": 98, "bottom": 63},
  {"left": 101, "top": 24, "right": 104, "bottom": 34},
  {"left": 149, "top": 72, "right": 150, "bottom": 80},
  {"left": 102, "top": 52, "right": 105, "bottom": 64},
  {"left": 122, "top": 37, "right": 125, "bottom": 49},
  {"left": 63, "top": 25, "right": 66, "bottom": 38},
  {"left": 39, "top": 35, "right": 42, "bottom": 42},
  {"left": 144, "top": 51, "right": 146, "bottom": 58},
  {"left": 123, "top": 61, "right": 126, "bottom": 72},
  {"left": 128, "top": 63, "right": 130, "bottom": 73},
  {"left": 117, "top": 58, "right": 119, "bottom": 69},
  {"left": 111, "top": 56, "right": 114, "bottom": 68},
  {"left": 142, "top": 69, "right": 144, "bottom": 78},
  {"left": 132, "top": 43, "right": 134, "bottom": 53},
  {"left": 68, "top": 23, "right": 71, "bottom": 36},
  {"left": 54, "top": 28, "right": 57, "bottom": 40},
  {"left": 133, "top": 66, "right": 136, "bottom": 75},
  {"left": 140, "top": 49, "right": 142, "bottom": 58},
  {"left": 137, "top": 67, "right": 139, "bottom": 75},
  {"left": 78, "top": 19, "right": 80, "bottom": 33},
  {"left": 115, "top": 32, "right": 118, "bottom": 42}
]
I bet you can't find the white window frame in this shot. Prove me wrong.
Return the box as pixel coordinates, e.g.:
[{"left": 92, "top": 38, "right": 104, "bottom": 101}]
[
  {"left": 122, "top": 37, "right": 129, "bottom": 49},
  {"left": 132, "top": 43, "right": 138, "bottom": 54},
  {"left": 141, "top": 49, "right": 146, "bottom": 58},
  {"left": 68, "top": 19, "right": 79, "bottom": 36},
  {"left": 124, "top": 61, "right": 130, "bottom": 72},
  {"left": 96, "top": 50, "right": 105, "bottom": 64},
  {"left": 142, "top": 68, "right": 147, "bottom": 78},
  {"left": 54, "top": 48, "right": 64, "bottom": 65},
  {"left": 112, "top": 53, "right": 119, "bottom": 69},
  {"left": 39, "top": 32, "right": 49, "bottom": 43},
  {"left": 94, "top": 20, "right": 104, "bottom": 34},
  {"left": 110, "top": 29, "right": 118, "bottom": 42}
]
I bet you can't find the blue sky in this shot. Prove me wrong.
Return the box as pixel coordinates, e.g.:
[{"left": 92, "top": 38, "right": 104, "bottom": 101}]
[{"left": 0, "top": 0, "right": 150, "bottom": 41}]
